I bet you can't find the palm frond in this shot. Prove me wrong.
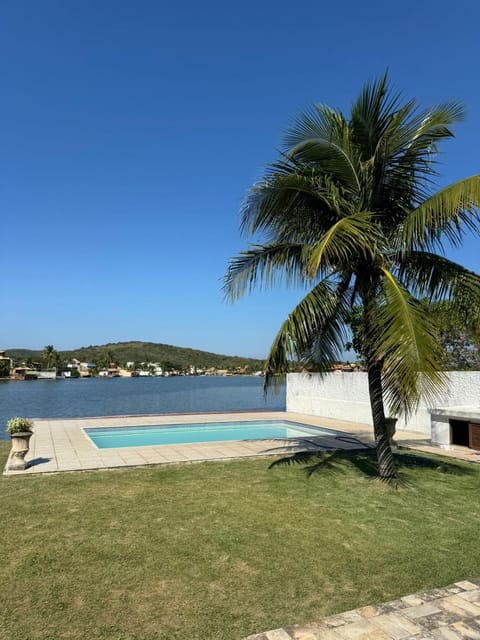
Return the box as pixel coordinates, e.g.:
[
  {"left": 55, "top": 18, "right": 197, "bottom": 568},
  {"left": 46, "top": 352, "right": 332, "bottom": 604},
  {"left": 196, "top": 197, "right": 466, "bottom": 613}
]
[
  {"left": 283, "top": 104, "right": 349, "bottom": 150},
  {"left": 263, "top": 276, "right": 350, "bottom": 389},
  {"left": 397, "top": 251, "right": 480, "bottom": 301},
  {"left": 370, "top": 269, "right": 446, "bottom": 417},
  {"left": 387, "top": 101, "right": 464, "bottom": 159},
  {"left": 397, "top": 175, "right": 480, "bottom": 251},
  {"left": 306, "top": 212, "right": 385, "bottom": 274},
  {"left": 349, "top": 72, "right": 403, "bottom": 159},
  {"left": 240, "top": 170, "right": 343, "bottom": 238},
  {"left": 223, "top": 243, "right": 309, "bottom": 301},
  {"left": 287, "top": 138, "right": 360, "bottom": 192}
]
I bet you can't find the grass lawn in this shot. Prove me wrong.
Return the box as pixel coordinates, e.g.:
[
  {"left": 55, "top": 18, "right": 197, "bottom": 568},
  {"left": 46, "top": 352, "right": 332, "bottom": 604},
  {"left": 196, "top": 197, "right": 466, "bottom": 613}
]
[{"left": 1, "top": 441, "right": 480, "bottom": 640}]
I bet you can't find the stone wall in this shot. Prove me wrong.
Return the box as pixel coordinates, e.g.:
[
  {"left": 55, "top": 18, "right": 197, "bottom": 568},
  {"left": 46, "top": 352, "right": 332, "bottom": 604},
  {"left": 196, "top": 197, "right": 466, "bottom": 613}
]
[{"left": 286, "top": 371, "right": 480, "bottom": 435}]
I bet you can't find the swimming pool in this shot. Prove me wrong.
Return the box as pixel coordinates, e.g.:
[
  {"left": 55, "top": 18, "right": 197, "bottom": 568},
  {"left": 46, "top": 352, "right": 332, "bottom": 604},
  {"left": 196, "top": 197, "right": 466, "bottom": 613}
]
[{"left": 85, "top": 420, "right": 337, "bottom": 449}]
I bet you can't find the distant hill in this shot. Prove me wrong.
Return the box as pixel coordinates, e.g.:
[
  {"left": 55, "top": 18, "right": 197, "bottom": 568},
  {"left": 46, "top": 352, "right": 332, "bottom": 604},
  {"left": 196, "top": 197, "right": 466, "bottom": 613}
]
[{"left": 6, "top": 341, "right": 265, "bottom": 371}]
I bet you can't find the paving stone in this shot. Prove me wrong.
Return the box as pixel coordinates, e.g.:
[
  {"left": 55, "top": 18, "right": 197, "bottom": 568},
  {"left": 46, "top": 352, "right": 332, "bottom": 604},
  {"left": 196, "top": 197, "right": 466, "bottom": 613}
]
[
  {"left": 451, "top": 621, "right": 480, "bottom": 639},
  {"left": 468, "top": 619, "right": 480, "bottom": 631},
  {"left": 339, "top": 611, "right": 365, "bottom": 624},
  {"left": 416, "top": 590, "right": 447, "bottom": 602},
  {"left": 432, "top": 628, "right": 464, "bottom": 640},
  {"left": 374, "top": 604, "right": 405, "bottom": 616},
  {"left": 309, "top": 627, "right": 348, "bottom": 640},
  {"left": 402, "top": 602, "right": 443, "bottom": 620},
  {"left": 370, "top": 613, "right": 422, "bottom": 639},
  {"left": 441, "top": 596, "right": 480, "bottom": 617},
  {"left": 458, "top": 592, "right": 480, "bottom": 604},
  {"left": 324, "top": 614, "right": 351, "bottom": 628},
  {"left": 334, "top": 618, "right": 379, "bottom": 639},
  {"left": 385, "top": 600, "right": 409, "bottom": 611},
  {"left": 401, "top": 596, "right": 426, "bottom": 607},
  {"left": 288, "top": 626, "right": 320, "bottom": 640},
  {"left": 265, "top": 630, "right": 294, "bottom": 640},
  {"left": 456, "top": 583, "right": 480, "bottom": 592},
  {"left": 435, "top": 589, "right": 458, "bottom": 598},
  {"left": 289, "top": 627, "right": 325, "bottom": 640},
  {"left": 414, "top": 611, "right": 456, "bottom": 631},
  {"left": 357, "top": 605, "right": 381, "bottom": 618}
]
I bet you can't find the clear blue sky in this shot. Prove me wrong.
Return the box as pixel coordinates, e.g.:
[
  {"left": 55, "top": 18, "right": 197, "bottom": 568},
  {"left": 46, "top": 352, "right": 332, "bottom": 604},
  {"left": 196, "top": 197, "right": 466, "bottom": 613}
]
[{"left": 2, "top": 0, "right": 480, "bottom": 358}]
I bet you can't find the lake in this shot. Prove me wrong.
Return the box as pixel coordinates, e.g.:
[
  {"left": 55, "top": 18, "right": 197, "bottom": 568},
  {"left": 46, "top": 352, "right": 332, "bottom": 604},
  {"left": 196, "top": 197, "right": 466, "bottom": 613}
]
[{"left": 0, "top": 376, "right": 286, "bottom": 440}]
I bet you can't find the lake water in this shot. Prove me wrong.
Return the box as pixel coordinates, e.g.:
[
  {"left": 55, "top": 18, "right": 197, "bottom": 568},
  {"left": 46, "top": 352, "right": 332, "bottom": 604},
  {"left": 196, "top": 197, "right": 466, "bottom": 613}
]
[{"left": 0, "top": 376, "right": 286, "bottom": 440}]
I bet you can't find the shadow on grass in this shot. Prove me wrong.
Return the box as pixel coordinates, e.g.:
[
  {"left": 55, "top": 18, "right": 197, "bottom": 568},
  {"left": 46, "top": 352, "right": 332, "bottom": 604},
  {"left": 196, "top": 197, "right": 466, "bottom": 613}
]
[{"left": 269, "top": 448, "right": 474, "bottom": 483}]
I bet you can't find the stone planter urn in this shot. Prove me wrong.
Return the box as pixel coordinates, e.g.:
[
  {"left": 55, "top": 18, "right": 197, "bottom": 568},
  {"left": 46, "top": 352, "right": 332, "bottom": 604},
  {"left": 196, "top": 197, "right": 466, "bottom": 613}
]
[
  {"left": 9, "top": 431, "right": 33, "bottom": 470},
  {"left": 385, "top": 417, "right": 397, "bottom": 445},
  {"left": 6, "top": 417, "right": 34, "bottom": 471}
]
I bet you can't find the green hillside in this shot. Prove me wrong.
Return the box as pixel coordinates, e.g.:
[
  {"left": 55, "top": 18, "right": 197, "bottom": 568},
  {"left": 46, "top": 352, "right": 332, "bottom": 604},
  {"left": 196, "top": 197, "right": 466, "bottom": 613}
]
[{"left": 6, "top": 341, "right": 265, "bottom": 371}]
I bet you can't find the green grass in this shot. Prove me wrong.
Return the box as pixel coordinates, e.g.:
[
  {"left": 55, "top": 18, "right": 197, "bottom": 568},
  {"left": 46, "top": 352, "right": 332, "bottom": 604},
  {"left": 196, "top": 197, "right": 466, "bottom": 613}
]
[{"left": 1, "top": 441, "right": 480, "bottom": 640}]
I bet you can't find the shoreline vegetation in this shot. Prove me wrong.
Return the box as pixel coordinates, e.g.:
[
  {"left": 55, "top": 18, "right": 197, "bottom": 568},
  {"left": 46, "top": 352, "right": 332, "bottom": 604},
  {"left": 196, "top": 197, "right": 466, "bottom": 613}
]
[
  {"left": 1, "top": 341, "right": 359, "bottom": 382},
  {"left": 1, "top": 340, "right": 269, "bottom": 380}
]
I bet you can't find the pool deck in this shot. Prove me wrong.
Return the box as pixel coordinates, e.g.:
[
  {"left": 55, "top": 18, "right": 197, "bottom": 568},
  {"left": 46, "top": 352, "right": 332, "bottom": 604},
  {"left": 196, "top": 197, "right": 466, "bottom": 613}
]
[{"left": 3, "top": 410, "right": 473, "bottom": 476}]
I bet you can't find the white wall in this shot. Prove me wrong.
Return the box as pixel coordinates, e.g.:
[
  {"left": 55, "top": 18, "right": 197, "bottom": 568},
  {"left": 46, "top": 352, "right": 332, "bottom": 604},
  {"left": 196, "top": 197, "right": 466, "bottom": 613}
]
[{"left": 286, "top": 371, "right": 480, "bottom": 435}]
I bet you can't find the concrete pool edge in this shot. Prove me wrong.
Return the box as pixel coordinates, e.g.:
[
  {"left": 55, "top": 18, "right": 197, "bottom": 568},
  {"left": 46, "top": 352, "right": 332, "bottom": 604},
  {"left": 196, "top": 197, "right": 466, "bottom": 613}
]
[{"left": 2, "top": 411, "right": 426, "bottom": 476}]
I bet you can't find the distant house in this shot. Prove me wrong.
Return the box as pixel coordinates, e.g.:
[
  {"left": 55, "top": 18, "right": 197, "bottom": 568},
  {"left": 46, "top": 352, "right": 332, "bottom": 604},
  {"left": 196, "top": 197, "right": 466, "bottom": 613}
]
[
  {"left": 328, "top": 362, "right": 364, "bottom": 373},
  {"left": 98, "top": 367, "right": 121, "bottom": 378},
  {"left": 13, "top": 367, "right": 39, "bottom": 380},
  {"left": 68, "top": 359, "right": 97, "bottom": 377},
  {"left": 118, "top": 368, "right": 135, "bottom": 377}
]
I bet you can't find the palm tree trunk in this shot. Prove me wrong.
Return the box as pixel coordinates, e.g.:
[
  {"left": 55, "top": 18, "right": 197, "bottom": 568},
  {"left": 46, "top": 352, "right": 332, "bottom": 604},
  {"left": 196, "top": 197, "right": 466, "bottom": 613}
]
[
  {"left": 361, "top": 286, "right": 397, "bottom": 480},
  {"left": 367, "top": 360, "right": 397, "bottom": 479}
]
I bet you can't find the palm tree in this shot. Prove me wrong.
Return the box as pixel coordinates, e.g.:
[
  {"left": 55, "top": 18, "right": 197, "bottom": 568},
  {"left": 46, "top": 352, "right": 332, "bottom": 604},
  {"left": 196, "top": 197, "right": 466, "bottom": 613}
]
[
  {"left": 42, "top": 345, "right": 57, "bottom": 370},
  {"left": 224, "top": 74, "right": 480, "bottom": 479},
  {"left": 99, "top": 349, "right": 115, "bottom": 370}
]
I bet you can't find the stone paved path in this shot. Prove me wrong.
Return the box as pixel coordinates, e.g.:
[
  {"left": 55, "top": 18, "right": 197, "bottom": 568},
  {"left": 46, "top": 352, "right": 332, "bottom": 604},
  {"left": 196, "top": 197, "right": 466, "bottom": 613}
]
[{"left": 243, "top": 580, "right": 480, "bottom": 640}]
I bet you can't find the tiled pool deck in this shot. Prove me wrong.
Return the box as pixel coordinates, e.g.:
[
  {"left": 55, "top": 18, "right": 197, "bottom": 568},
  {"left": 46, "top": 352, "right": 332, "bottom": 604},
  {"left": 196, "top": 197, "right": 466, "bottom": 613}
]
[
  {"left": 4, "top": 411, "right": 380, "bottom": 475},
  {"left": 4, "top": 410, "right": 478, "bottom": 476}
]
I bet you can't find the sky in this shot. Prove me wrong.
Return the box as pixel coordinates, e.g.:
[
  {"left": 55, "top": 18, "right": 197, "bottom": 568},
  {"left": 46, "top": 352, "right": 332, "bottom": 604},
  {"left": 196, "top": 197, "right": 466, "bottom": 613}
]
[{"left": 2, "top": 0, "right": 480, "bottom": 359}]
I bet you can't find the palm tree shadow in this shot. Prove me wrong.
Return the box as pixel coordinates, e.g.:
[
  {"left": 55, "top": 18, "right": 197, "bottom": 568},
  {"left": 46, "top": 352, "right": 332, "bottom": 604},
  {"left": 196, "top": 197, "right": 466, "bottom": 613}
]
[{"left": 268, "top": 448, "right": 473, "bottom": 482}]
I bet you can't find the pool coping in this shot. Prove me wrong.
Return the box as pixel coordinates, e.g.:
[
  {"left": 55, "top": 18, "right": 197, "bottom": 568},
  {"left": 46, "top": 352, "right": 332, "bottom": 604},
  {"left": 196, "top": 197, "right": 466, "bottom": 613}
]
[{"left": 3, "top": 411, "right": 379, "bottom": 475}]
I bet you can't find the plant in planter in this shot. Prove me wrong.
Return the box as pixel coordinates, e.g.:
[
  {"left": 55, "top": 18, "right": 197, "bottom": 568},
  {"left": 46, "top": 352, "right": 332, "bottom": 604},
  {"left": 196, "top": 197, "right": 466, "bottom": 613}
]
[{"left": 6, "top": 417, "right": 34, "bottom": 471}]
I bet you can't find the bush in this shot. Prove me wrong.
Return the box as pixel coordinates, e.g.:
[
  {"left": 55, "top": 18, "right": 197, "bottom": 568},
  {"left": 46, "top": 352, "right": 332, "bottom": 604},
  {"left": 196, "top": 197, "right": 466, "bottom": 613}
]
[
  {"left": 0, "top": 360, "right": 10, "bottom": 377},
  {"left": 6, "top": 417, "right": 33, "bottom": 434}
]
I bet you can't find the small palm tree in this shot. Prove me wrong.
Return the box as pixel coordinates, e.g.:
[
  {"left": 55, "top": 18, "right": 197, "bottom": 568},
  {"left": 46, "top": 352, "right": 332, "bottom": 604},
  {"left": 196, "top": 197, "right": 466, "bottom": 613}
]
[
  {"left": 42, "top": 345, "right": 57, "bottom": 370},
  {"left": 99, "top": 349, "right": 115, "bottom": 370},
  {"left": 225, "top": 74, "right": 480, "bottom": 479}
]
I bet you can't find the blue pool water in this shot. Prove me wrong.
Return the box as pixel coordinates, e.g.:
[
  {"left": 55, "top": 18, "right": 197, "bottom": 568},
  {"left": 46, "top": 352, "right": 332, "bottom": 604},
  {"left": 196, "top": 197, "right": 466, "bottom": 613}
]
[{"left": 85, "top": 420, "right": 335, "bottom": 449}]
